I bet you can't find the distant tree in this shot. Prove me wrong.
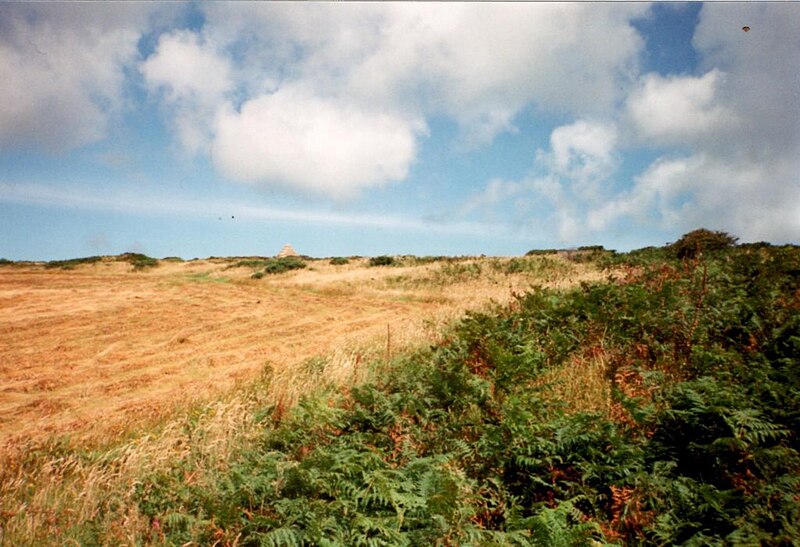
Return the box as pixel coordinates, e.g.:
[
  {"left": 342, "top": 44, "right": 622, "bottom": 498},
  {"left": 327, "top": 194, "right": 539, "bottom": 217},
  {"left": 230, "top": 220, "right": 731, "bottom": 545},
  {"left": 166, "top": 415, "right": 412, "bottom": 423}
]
[{"left": 670, "top": 228, "right": 738, "bottom": 259}]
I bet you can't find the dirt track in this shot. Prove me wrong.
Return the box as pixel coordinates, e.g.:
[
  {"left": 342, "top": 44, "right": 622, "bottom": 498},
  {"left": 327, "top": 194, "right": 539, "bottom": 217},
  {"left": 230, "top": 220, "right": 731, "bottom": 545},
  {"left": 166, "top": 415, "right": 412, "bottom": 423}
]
[{"left": 0, "top": 256, "right": 603, "bottom": 448}]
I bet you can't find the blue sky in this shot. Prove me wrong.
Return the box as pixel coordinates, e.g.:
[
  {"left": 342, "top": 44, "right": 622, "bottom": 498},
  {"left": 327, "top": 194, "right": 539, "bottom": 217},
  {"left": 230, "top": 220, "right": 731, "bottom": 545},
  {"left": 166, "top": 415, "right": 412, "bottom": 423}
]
[{"left": 1, "top": 2, "right": 798, "bottom": 260}]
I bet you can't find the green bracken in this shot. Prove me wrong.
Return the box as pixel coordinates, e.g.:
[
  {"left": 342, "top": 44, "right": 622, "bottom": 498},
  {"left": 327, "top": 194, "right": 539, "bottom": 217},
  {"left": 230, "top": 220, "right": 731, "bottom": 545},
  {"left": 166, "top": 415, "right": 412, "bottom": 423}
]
[{"left": 128, "top": 235, "right": 800, "bottom": 545}]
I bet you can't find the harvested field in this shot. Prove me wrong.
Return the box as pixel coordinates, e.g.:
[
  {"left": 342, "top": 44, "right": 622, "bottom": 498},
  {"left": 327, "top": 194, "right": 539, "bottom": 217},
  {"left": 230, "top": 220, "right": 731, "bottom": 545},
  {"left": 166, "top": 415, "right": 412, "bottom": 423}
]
[{"left": 0, "top": 255, "right": 604, "bottom": 449}]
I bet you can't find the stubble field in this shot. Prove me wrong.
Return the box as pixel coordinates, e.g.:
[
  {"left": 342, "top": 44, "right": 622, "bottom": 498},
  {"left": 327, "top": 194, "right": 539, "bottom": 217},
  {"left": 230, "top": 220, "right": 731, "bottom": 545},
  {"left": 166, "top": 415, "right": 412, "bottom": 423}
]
[{"left": 0, "top": 254, "right": 601, "bottom": 450}]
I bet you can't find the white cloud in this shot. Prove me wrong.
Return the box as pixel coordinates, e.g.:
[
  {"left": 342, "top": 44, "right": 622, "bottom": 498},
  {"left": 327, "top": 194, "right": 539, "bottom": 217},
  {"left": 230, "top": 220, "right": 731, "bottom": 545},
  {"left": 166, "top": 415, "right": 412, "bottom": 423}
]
[
  {"left": 598, "top": 3, "right": 800, "bottom": 244},
  {"left": 141, "top": 31, "right": 232, "bottom": 105},
  {"left": 141, "top": 30, "right": 233, "bottom": 155},
  {"left": 191, "top": 2, "right": 649, "bottom": 190},
  {"left": 212, "top": 86, "right": 425, "bottom": 198},
  {"left": 545, "top": 121, "right": 618, "bottom": 202},
  {"left": 587, "top": 156, "right": 693, "bottom": 231},
  {"left": 459, "top": 120, "right": 619, "bottom": 244},
  {"left": 585, "top": 4, "right": 800, "bottom": 246},
  {"left": 626, "top": 70, "right": 736, "bottom": 146},
  {"left": 0, "top": 3, "right": 152, "bottom": 152},
  {"left": 588, "top": 153, "right": 800, "bottom": 243}
]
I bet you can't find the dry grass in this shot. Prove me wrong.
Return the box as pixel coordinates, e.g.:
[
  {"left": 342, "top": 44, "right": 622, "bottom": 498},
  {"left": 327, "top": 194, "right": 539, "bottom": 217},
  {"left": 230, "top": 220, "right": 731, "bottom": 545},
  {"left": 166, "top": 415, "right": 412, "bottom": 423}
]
[{"left": 536, "top": 351, "right": 614, "bottom": 417}]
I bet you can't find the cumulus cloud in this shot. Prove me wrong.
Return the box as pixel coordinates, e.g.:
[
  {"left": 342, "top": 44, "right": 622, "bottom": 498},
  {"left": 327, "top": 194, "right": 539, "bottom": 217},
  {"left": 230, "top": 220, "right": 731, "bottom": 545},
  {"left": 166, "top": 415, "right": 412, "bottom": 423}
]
[
  {"left": 589, "top": 154, "right": 800, "bottom": 243},
  {"left": 141, "top": 30, "right": 233, "bottom": 155},
  {"left": 212, "top": 86, "right": 424, "bottom": 198},
  {"left": 0, "top": 3, "right": 153, "bottom": 152},
  {"left": 599, "top": 3, "right": 800, "bottom": 244},
  {"left": 544, "top": 121, "right": 618, "bottom": 202},
  {"left": 626, "top": 70, "right": 737, "bottom": 146},
  {"left": 460, "top": 120, "right": 619, "bottom": 244},
  {"left": 186, "top": 3, "right": 649, "bottom": 194}
]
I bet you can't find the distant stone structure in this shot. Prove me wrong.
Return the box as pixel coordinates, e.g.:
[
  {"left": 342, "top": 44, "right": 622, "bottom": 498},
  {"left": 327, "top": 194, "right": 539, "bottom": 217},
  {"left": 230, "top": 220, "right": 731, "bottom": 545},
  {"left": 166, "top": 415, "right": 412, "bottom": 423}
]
[{"left": 276, "top": 243, "right": 299, "bottom": 258}]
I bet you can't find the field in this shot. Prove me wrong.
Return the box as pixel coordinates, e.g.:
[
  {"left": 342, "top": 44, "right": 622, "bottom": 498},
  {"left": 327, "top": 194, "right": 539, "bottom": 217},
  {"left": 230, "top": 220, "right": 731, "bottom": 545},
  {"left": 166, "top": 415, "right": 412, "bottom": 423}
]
[
  {"left": 2, "top": 241, "right": 798, "bottom": 545},
  {"left": 0, "top": 255, "right": 599, "bottom": 448}
]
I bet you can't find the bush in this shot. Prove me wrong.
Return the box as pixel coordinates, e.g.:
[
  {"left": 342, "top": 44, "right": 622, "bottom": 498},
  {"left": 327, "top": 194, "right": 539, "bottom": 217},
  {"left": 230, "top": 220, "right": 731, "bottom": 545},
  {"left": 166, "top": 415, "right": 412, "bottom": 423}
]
[
  {"left": 45, "top": 256, "right": 103, "bottom": 269},
  {"left": 0, "top": 258, "right": 13, "bottom": 265},
  {"left": 329, "top": 257, "right": 350, "bottom": 266},
  {"left": 670, "top": 228, "right": 738, "bottom": 259},
  {"left": 117, "top": 253, "right": 158, "bottom": 270},
  {"left": 250, "top": 271, "right": 264, "bottom": 279},
  {"left": 369, "top": 255, "right": 396, "bottom": 267},
  {"left": 262, "top": 256, "right": 306, "bottom": 274},
  {"left": 525, "top": 249, "right": 559, "bottom": 256}
]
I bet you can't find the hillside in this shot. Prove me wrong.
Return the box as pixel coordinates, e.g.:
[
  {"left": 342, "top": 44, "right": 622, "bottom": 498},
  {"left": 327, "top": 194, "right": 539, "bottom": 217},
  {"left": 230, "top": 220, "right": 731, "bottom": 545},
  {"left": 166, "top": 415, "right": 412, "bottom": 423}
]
[{"left": 1, "top": 242, "right": 798, "bottom": 544}]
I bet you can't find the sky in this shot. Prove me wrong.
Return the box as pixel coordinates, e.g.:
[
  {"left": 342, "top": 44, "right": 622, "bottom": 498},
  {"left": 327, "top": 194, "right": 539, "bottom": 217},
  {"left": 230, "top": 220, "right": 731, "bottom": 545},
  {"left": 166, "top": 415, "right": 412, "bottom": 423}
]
[{"left": 0, "top": 2, "right": 798, "bottom": 260}]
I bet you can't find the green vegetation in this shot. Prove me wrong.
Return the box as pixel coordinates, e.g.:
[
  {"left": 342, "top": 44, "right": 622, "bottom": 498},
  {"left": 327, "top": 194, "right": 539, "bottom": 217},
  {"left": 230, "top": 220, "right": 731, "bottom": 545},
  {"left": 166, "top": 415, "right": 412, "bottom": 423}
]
[
  {"left": 262, "top": 256, "right": 307, "bottom": 275},
  {"left": 45, "top": 255, "right": 103, "bottom": 269},
  {"left": 0, "top": 258, "right": 13, "bottom": 265},
  {"left": 369, "top": 255, "right": 397, "bottom": 267},
  {"left": 330, "top": 257, "right": 350, "bottom": 266},
  {"left": 122, "top": 236, "right": 800, "bottom": 545},
  {"left": 670, "top": 228, "right": 738, "bottom": 259},
  {"left": 45, "top": 253, "right": 160, "bottom": 270},
  {"left": 118, "top": 252, "right": 159, "bottom": 270},
  {"left": 184, "top": 272, "right": 231, "bottom": 284},
  {"left": 525, "top": 249, "right": 559, "bottom": 256}
]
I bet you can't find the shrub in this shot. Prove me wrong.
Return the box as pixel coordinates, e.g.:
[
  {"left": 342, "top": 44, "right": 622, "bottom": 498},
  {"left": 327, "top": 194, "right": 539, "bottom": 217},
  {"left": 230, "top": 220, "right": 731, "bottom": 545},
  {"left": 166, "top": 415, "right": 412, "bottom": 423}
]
[
  {"left": 670, "top": 228, "right": 738, "bottom": 259},
  {"left": 0, "top": 258, "right": 13, "bottom": 265},
  {"left": 250, "top": 271, "right": 264, "bottom": 279},
  {"left": 45, "top": 256, "right": 103, "bottom": 269},
  {"left": 262, "top": 256, "right": 306, "bottom": 274},
  {"left": 329, "top": 257, "right": 350, "bottom": 266},
  {"left": 525, "top": 249, "right": 559, "bottom": 256},
  {"left": 117, "top": 253, "right": 158, "bottom": 270},
  {"left": 369, "top": 255, "right": 396, "bottom": 267}
]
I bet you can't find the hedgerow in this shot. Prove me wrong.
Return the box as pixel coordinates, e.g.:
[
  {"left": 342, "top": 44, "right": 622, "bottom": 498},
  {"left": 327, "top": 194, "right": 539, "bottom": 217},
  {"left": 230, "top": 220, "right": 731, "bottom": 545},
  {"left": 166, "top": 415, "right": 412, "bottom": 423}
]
[{"left": 134, "top": 241, "right": 800, "bottom": 545}]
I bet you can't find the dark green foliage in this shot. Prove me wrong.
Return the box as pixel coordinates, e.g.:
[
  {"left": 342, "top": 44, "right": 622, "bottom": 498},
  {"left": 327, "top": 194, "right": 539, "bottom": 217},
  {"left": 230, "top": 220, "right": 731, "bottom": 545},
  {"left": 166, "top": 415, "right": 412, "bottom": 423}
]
[
  {"left": 525, "top": 249, "right": 559, "bottom": 256},
  {"left": 329, "top": 257, "right": 350, "bottom": 266},
  {"left": 577, "top": 245, "right": 606, "bottom": 252},
  {"left": 251, "top": 272, "right": 264, "bottom": 280},
  {"left": 671, "top": 228, "right": 738, "bottom": 259},
  {"left": 135, "top": 245, "right": 800, "bottom": 545},
  {"left": 262, "top": 257, "right": 307, "bottom": 275},
  {"left": 118, "top": 252, "right": 158, "bottom": 270},
  {"left": 0, "top": 258, "right": 13, "bottom": 264},
  {"left": 369, "top": 255, "right": 396, "bottom": 267},
  {"left": 45, "top": 255, "right": 103, "bottom": 269}
]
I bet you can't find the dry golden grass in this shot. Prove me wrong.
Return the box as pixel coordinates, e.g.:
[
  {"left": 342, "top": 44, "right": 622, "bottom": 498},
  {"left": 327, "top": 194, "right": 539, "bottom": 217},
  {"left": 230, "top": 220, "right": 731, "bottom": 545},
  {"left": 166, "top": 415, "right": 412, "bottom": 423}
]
[
  {"left": 536, "top": 351, "right": 614, "bottom": 417},
  {"left": 0, "top": 255, "right": 603, "bottom": 449}
]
